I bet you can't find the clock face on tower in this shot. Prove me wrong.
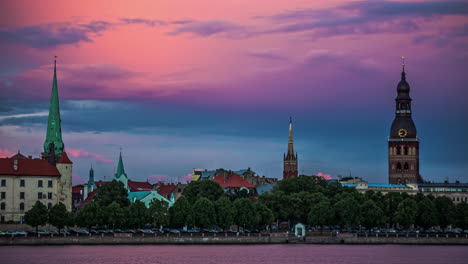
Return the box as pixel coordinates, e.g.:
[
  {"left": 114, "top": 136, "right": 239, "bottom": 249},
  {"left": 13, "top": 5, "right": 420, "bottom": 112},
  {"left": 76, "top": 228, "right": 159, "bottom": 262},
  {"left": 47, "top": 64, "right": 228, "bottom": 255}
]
[{"left": 398, "top": 128, "right": 408, "bottom": 138}]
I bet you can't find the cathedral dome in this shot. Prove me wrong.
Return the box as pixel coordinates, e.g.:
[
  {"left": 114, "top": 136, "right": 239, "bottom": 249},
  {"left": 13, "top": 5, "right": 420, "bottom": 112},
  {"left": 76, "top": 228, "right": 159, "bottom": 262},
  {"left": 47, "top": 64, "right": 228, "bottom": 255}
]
[{"left": 390, "top": 117, "right": 417, "bottom": 139}]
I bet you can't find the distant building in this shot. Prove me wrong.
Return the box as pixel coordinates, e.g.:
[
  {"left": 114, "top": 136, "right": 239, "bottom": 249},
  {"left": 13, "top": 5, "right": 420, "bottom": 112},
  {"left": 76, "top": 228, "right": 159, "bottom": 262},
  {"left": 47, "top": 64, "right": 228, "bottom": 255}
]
[
  {"left": 0, "top": 59, "right": 72, "bottom": 222},
  {"left": 342, "top": 181, "right": 418, "bottom": 195},
  {"left": 283, "top": 118, "right": 298, "bottom": 179},
  {"left": 192, "top": 168, "right": 277, "bottom": 187},
  {"left": 388, "top": 63, "right": 422, "bottom": 184},
  {"left": 212, "top": 172, "right": 256, "bottom": 196},
  {"left": 418, "top": 182, "right": 468, "bottom": 203},
  {"left": 79, "top": 152, "right": 173, "bottom": 209}
]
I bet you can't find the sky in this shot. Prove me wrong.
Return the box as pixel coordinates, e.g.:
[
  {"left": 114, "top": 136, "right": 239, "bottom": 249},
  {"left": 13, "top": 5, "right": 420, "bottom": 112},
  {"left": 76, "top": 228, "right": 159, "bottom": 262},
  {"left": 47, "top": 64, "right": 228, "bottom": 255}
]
[{"left": 0, "top": 0, "right": 467, "bottom": 185}]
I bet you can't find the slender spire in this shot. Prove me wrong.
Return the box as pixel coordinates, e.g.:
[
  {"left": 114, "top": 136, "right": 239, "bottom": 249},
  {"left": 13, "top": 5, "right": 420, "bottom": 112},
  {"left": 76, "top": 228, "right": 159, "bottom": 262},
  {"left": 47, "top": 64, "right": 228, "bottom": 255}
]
[
  {"left": 401, "top": 56, "right": 406, "bottom": 80},
  {"left": 115, "top": 150, "right": 127, "bottom": 179},
  {"left": 287, "top": 117, "right": 294, "bottom": 156},
  {"left": 43, "top": 56, "right": 64, "bottom": 155}
]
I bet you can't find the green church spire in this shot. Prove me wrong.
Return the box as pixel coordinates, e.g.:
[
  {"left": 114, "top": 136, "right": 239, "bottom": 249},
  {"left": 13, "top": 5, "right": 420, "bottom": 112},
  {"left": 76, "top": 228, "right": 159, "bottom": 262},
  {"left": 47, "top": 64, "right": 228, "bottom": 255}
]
[
  {"left": 43, "top": 57, "right": 64, "bottom": 155},
  {"left": 115, "top": 151, "right": 127, "bottom": 179}
]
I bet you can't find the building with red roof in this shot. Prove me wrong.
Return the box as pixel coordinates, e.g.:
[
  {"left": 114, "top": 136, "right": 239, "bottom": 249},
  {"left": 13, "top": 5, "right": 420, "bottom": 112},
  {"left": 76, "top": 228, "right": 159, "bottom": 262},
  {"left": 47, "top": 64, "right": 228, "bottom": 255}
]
[{"left": 212, "top": 172, "right": 256, "bottom": 189}]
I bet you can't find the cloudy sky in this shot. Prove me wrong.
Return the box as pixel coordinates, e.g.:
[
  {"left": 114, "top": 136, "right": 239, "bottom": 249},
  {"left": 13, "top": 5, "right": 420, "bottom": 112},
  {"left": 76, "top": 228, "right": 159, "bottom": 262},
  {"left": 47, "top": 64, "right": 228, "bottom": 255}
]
[{"left": 0, "top": 0, "right": 467, "bottom": 185}]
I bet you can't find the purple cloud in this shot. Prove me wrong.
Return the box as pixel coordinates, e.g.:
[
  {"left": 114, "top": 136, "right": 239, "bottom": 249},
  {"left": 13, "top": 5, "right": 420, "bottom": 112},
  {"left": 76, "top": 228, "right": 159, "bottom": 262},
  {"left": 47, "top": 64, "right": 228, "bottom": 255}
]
[
  {"left": 168, "top": 20, "right": 250, "bottom": 38},
  {"left": 0, "top": 21, "right": 113, "bottom": 49}
]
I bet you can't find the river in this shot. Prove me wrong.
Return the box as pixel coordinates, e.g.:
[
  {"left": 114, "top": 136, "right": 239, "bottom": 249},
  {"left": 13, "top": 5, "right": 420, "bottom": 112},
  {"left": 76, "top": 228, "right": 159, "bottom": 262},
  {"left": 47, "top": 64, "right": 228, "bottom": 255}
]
[{"left": 1, "top": 245, "right": 467, "bottom": 264}]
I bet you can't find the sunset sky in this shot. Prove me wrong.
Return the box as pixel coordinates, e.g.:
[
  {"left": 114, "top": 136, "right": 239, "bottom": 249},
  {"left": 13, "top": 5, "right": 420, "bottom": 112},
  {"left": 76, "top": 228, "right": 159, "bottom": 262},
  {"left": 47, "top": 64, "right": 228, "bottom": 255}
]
[{"left": 0, "top": 0, "right": 467, "bottom": 184}]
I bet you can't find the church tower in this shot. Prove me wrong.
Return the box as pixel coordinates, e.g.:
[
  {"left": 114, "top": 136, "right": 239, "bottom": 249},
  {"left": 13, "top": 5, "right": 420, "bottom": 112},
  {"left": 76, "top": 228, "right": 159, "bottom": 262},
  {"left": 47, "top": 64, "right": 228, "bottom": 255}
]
[
  {"left": 42, "top": 57, "right": 65, "bottom": 165},
  {"left": 115, "top": 151, "right": 129, "bottom": 190},
  {"left": 283, "top": 118, "right": 298, "bottom": 179},
  {"left": 388, "top": 59, "right": 422, "bottom": 184}
]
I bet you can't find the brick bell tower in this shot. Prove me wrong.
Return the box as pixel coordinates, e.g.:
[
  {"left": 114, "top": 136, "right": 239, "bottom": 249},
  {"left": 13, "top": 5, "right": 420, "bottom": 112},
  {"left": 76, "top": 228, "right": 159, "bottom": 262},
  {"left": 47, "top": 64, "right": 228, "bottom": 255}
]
[
  {"left": 388, "top": 58, "right": 423, "bottom": 184},
  {"left": 283, "top": 117, "right": 298, "bottom": 179}
]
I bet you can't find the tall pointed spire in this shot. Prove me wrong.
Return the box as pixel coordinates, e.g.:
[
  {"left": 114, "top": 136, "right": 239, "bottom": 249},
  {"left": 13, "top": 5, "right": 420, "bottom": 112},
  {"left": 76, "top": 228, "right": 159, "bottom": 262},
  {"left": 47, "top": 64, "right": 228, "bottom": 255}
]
[
  {"left": 43, "top": 56, "right": 64, "bottom": 155},
  {"left": 283, "top": 117, "right": 298, "bottom": 179},
  {"left": 287, "top": 117, "right": 294, "bottom": 156},
  {"left": 115, "top": 151, "right": 127, "bottom": 179}
]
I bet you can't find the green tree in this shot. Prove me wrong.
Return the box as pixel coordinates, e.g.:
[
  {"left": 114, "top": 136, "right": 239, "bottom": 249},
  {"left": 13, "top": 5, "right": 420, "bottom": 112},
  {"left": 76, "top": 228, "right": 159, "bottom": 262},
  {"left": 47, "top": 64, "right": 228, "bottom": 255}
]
[
  {"left": 454, "top": 202, "right": 468, "bottom": 229},
  {"left": 308, "top": 200, "right": 333, "bottom": 233},
  {"left": 149, "top": 199, "right": 170, "bottom": 229},
  {"left": 395, "top": 198, "right": 418, "bottom": 228},
  {"left": 24, "top": 201, "right": 48, "bottom": 235},
  {"left": 169, "top": 196, "right": 191, "bottom": 228},
  {"left": 183, "top": 180, "right": 224, "bottom": 203},
  {"left": 95, "top": 180, "right": 130, "bottom": 208},
  {"left": 334, "top": 196, "right": 361, "bottom": 227},
  {"left": 255, "top": 202, "right": 274, "bottom": 230},
  {"left": 76, "top": 201, "right": 100, "bottom": 230},
  {"left": 233, "top": 198, "right": 257, "bottom": 230},
  {"left": 275, "top": 175, "right": 324, "bottom": 195},
  {"left": 215, "top": 197, "right": 235, "bottom": 229},
  {"left": 434, "top": 196, "right": 455, "bottom": 228},
  {"left": 360, "top": 200, "right": 386, "bottom": 228},
  {"left": 416, "top": 197, "right": 439, "bottom": 228},
  {"left": 48, "top": 203, "right": 68, "bottom": 234},
  {"left": 192, "top": 197, "right": 216, "bottom": 228},
  {"left": 126, "top": 201, "right": 148, "bottom": 228},
  {"left": 103, "top": 201, "right": 125, "bottom": 230}
]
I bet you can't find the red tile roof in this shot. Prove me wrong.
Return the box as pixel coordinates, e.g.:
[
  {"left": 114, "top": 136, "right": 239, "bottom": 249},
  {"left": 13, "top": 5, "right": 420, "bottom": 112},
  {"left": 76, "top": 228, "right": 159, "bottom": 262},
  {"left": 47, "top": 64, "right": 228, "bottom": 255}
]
[
  {"left": 72, "top": 186, "right": 83, "bottom": 194},
  {"left": 212, "top": 173, "right": 256, "bottom": 188},
  {"left": 57, "top": 152, "right": 73, "bottom": 164},
  {"left": 0, "top": 158, "right": 61, "bottom": 176},
  {"left": 155, "top": 184, "right": 177, "bottom": 198},
  {"left": 128, "top": 180, "right": 153, "bottom": 192},
  {"left": 95, "top": 181, "right": 109, "bottom": 186},
  {"left": 11, "top": 152, "right": 27, "bottom": 159}
]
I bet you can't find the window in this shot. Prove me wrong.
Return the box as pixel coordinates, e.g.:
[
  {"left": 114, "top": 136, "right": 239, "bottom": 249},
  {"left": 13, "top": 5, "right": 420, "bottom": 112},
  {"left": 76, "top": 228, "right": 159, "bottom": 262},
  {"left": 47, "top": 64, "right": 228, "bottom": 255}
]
[
  {"left": 0, "top": 216, "right": 4, "bottom": 222},
  {"left": 48, "top": 193, "right": 52, "bottom": 199},
  {"left": 20, "top": 180, "right": 25, "bottom": 187},
  {"left": 0, "top": 192, "right": 5, "bottom": 199},
  {"left": 404, "top": 163, "right": 409, "bottom": 171},
  {"left": 20, "top": 203, "right": 24, "bottom": 211},
  {"left": 396, "top": 162, "right": 402, "bottom": 171},
  {"left": 0, "top": 202, "right": 5, "bottom": 210},
  {"left": 20, "top": 192, "right": 25, "bottom": 199},
  {"left": 38, "top": 180, "right": 43, "bottom": 187},
  {"left": 48, "top": 180, "right": 53, "bottom": 188},
  {"left": 47, "top": 203, "right": 52, "bottom": 209},
  {"left": 1, "top": 179, "right": 6, "bottom": 187},
  {"left": 38, "top": 192, "right": 43, "bottom": 200},
  {"left": 404, "top": 146, "right": 409, "bottom": 155}
]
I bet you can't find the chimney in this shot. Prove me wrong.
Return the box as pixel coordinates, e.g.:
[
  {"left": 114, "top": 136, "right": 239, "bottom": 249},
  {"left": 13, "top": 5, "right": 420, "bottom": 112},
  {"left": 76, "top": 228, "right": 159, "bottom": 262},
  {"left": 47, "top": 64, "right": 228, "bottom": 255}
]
[
  {"left": 28, "top": 156, "right": 32, "bottom": 159},
  {"left": 224, "top": 171, "right": 227, "bottom": 183}
]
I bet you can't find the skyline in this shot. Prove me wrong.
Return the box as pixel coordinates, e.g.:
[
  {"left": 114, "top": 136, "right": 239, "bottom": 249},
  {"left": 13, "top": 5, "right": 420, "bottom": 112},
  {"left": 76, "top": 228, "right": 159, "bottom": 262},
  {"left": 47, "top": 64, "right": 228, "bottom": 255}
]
[{"left": 1, "top": 0, "right": 467, "bottom": 184}]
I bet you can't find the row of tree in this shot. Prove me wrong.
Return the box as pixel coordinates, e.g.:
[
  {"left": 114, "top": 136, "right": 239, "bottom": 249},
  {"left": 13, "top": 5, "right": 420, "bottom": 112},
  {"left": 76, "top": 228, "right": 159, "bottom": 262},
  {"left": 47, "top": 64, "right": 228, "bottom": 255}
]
[{"left": 25, "top": 177, "right": 468, "bottom": 232}]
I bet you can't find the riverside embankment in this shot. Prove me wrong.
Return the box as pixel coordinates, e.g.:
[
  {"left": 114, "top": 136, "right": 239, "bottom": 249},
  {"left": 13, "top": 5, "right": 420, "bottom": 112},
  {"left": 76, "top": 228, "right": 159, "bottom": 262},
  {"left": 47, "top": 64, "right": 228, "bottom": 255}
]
[{"left": 1, "top": 233, "right": 467, "bottom": 245}]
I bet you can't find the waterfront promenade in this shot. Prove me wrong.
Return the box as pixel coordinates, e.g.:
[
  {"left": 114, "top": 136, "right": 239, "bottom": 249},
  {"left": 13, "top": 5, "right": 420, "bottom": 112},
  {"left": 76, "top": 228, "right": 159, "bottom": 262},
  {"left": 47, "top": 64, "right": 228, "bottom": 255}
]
[{"left": 1, "top": 232, "right": 467, "bottom": 245}]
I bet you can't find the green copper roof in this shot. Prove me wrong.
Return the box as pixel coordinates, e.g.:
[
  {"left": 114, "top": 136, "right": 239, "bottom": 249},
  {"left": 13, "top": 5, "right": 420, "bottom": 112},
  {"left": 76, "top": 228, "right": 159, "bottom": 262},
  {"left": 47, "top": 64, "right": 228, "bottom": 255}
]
[
  {"left": 43, "top": 59, "right": 64, "bottom": 155},
  {"left": 88, "top": 166, "right": 97, "bottom": 189},
  {"left": 115, "top": 152, "right": 127, "bottom": 179}
]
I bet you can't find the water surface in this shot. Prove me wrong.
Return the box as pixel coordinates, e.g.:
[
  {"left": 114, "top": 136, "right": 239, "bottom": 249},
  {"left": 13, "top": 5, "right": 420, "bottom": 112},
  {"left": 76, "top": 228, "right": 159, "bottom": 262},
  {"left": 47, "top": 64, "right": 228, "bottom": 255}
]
[{"left": 1, "top": 245, "right": 467, "bottom": 264}]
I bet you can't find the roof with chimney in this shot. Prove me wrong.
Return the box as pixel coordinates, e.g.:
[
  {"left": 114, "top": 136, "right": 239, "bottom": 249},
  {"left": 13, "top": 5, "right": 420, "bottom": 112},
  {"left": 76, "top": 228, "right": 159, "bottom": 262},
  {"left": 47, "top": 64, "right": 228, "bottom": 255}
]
[
  {"left": 0, "top": 156, "right": 61, "bottom": 176},
  {"left": 212, "top": 172, "right": 255, "bottom": 188}
]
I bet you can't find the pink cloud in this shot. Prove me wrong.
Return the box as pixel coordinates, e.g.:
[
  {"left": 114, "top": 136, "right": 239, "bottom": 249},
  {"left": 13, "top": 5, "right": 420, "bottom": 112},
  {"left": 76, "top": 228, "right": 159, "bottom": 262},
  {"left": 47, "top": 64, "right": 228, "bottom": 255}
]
[
  {"left": 67, "top": 148, "right": 112, "bottom": 163},
  {"left": 316, "top": 172, "right": 332, "bottom": 180},
  {"left": 72, "top": 173, "right": 85, "bottom": 185},
  {"left": 0, "top": 148, "right": 15, "bottom": 158}
]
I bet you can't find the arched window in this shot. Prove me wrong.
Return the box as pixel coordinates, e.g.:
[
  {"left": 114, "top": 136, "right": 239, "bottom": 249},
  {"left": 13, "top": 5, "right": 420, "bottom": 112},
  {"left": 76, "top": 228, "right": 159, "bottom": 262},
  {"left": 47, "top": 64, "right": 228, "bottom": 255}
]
[
  {"left": 20, "top": 203, "right": 24, "bottom": 211},
  {"left": 396, "top": 146, "right": 401, "bottom": 155},
  {"left": 404, "top": 163, "right": 409, "bottom": 171},
  {"left": 47, "top": 203, "right": 52, "bottom": 209},
  {"left": 0, "top": 202, "right": 5, "bottom": 210},
  {"left": 397, "top": 162, "right": 402, "bottom": 171},
  {"left": 404, "top": 146, "right": 409, "bottom": 155}
]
